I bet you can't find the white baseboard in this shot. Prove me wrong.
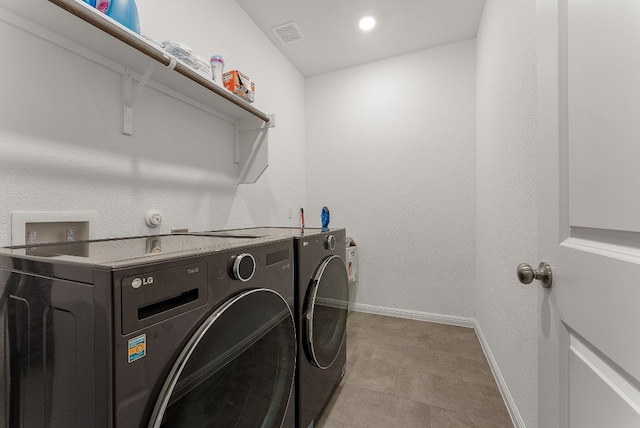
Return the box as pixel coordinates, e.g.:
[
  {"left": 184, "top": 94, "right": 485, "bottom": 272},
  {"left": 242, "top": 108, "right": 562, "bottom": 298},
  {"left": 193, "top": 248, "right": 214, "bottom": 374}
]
[
  {"left": 350, "top": 302, "right": 475, "bottom": 328},
  {"left": 350, "top": 303, "right": 525, "bottom": 428},
  {"left": 473, "top": 321, "right": 525, "bottom": 428}
]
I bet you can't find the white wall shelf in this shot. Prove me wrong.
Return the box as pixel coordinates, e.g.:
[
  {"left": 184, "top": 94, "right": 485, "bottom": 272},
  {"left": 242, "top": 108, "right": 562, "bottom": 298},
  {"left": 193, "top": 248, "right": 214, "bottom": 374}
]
[{"left": 0, "top": 0, "right": 273, "bottom": 184}]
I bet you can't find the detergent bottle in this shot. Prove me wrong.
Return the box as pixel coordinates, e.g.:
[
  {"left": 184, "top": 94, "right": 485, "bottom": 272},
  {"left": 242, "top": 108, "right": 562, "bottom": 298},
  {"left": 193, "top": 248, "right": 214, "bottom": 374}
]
[
  {"left": 210, "top": 55, "right": 225, "bottom": 86},
  {"left": 107, "top": 0, "right": 140, "bottom": 34}
]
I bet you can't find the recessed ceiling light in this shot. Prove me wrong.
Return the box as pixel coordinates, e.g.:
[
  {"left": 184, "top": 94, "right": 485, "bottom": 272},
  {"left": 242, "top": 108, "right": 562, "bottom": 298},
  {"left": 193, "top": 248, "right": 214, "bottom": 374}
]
[{"left": 359, "top": 15, "right": 376, "bottom": 32}]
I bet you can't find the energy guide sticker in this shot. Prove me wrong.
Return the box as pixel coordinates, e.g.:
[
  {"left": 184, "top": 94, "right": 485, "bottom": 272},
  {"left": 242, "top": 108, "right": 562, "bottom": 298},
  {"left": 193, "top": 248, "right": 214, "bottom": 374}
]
[{"left": 128, "top": 334, "right": 146, "bottom": 363}]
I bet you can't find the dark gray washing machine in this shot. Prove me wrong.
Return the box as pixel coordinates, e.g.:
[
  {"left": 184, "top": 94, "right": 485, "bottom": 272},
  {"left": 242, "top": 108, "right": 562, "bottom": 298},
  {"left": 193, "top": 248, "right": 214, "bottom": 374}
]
[
  {"left": 197, "top": 227, "right": 349, "bottom": 428},
  {"left": 0, "top": 233, "right": 296, "bottom": 428}
]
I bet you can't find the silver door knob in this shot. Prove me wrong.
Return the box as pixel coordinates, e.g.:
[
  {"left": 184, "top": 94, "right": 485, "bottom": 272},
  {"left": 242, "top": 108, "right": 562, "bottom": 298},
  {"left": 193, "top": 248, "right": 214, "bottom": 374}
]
[{"left": 517, "top": 262, "right": 552, "bottom": 288}]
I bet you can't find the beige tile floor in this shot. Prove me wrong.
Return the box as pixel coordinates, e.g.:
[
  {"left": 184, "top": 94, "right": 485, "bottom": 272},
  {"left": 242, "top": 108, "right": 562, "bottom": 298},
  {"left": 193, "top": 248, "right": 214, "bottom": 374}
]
[{"left": 317, "top": 312, "right": 514, "bottom": 428}]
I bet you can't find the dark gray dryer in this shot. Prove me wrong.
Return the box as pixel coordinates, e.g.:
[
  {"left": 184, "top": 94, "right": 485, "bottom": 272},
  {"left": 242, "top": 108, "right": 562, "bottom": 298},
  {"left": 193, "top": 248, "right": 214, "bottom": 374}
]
[
  {"left": 0, "top": 234, "right": 296, "bottom": 428},
  {"left": 200, "top": 227, "right": 349, "bottom": 428}
]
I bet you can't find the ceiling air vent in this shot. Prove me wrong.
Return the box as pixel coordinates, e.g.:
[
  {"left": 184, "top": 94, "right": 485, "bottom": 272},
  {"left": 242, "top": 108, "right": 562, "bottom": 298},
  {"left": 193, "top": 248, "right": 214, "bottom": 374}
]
[{"left": 272, "top": 21, "right": 306, "bottom": 45}]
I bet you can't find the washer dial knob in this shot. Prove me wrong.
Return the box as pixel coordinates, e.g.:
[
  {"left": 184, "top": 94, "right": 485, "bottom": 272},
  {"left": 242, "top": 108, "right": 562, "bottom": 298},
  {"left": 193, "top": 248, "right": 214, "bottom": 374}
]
[
  {"left": 325, "top": 235, "right": 336, "bottom": 251},
  {"left": 232, "top": 253, "right": 256, "bottom": 282}
]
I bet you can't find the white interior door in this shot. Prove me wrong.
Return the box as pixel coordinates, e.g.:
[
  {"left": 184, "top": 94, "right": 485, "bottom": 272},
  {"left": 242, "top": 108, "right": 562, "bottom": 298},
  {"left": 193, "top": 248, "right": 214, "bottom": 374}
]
[{"left": 537, "top": 0, "right": 640, "bottom": 427}]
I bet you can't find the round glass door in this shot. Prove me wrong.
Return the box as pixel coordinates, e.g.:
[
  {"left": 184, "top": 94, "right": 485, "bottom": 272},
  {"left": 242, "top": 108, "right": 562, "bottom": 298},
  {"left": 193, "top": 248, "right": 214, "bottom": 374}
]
[
  {"left": 149, "top": 288, "right": 296, "bottom": 428},
  {"left": 304, "top": 255, "right": 349, "bottom": 369}
]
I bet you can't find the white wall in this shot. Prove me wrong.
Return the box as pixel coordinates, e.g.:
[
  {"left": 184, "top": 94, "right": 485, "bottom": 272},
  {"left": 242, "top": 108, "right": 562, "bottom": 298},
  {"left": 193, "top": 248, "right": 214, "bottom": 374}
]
[
  {"left": 475, "top": 0, "right": 538, "bottom": 426},
  {"left": 306, "top": 40, "right": 476, "bottom": 318},
  {"left": 136, "top": 0, "right": 307, "bottom": 229},
  {"left": 0, "top": 0, "right": 305, "bottom": 246}
]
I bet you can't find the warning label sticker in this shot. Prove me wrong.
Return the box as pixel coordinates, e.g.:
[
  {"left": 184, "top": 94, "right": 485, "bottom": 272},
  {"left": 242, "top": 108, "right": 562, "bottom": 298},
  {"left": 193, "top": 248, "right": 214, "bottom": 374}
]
[{"left": 128, "top": 334, "right": 146, "bottom": 363}]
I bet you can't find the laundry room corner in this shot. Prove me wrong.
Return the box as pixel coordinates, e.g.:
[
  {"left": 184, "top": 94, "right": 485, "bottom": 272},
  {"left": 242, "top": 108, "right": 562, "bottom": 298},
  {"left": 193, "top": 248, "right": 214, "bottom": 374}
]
[{"left": 305, "top": 39, "right": 477, "bottom": 321}]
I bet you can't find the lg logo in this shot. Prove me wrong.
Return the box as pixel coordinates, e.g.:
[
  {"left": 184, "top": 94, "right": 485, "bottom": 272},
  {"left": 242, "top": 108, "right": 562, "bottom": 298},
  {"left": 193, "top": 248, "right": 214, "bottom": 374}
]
[{"left": 131, "top": 276, "right": 154, "bottom": 289}]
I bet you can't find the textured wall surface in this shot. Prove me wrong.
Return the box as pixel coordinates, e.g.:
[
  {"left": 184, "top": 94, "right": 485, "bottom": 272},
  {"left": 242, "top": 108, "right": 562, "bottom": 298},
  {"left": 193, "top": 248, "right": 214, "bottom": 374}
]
[
  {"left": 306, "top": 40, "right": 476, "bottom": 317},
  {"left": 0, "top": 0, "right": 305, "bottom": 246},
  {"left": 475, "top": 0, "right": 538, "bottom": 426}
]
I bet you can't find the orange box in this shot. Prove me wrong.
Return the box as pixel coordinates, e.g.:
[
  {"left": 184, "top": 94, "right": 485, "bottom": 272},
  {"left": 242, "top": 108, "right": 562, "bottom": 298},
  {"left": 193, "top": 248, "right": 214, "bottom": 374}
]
[{"left": 222, "top": 70, "right": 255, "bottom": 103}]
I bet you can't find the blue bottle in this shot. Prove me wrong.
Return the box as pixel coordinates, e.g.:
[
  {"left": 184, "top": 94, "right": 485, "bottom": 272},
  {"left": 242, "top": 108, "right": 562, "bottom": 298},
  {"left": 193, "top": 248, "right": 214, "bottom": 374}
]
[
  {"left": 107, "top": 0, "right": 140, "bottom": 34},
  {"left": 82, "top": 0, "right": 97, "bottom": 7}
]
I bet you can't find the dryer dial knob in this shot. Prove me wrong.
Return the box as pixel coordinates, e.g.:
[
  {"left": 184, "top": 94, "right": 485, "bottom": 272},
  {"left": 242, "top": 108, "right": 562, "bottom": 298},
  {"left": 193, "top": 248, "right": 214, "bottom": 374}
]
[
  {"left": 232, "top": 253, "right": 256, "bottom": 282},
  {"left": 325, "top": 235, "right": 336, "bottom": 251}
]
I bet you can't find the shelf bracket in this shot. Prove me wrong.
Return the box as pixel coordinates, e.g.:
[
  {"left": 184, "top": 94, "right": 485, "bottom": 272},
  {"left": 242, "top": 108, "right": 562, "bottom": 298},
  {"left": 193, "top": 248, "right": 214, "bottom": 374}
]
[
  {"left": 235, "top": 114, "right": 276, "bottom": 184},
  {"left": 123, "top": 63, "right": 156, "bottom": 135}
]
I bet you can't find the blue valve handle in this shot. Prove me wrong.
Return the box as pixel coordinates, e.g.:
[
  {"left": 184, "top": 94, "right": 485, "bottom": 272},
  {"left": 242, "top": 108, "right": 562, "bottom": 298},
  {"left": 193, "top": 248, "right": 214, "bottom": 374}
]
[{"left": 321, "top": 206, "right": 330, "bottom": 231}]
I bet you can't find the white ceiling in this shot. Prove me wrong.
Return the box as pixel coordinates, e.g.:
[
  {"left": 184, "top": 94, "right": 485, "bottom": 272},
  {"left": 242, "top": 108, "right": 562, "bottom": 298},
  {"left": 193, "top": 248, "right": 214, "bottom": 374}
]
[{"left": 236, "top": 0, "right": 486, "bottom": 77}]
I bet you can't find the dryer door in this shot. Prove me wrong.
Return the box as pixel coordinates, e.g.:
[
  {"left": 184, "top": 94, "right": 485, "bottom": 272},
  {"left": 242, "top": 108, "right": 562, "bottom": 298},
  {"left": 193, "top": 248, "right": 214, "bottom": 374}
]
[
  {"left": 149, "top": 288, "right": 296, "bottom": 428},
  {"left": 304, "top": 255, "right": 349, "bottom": 369}
]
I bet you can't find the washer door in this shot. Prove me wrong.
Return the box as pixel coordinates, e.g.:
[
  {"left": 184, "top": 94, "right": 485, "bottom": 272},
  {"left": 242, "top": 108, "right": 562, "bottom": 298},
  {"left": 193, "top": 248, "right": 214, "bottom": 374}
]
[
  {"left": 149, "top": 288, "right": 296, "bottom": 428},
  {"left": 304, "top": 255, "right": 349, "bottom": 369}
]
